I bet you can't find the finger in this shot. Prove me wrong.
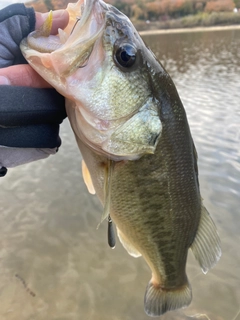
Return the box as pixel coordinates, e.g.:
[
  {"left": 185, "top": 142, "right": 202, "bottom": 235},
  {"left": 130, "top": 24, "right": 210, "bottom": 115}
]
[
  {"left": 0, "top": 10, "right": 69, "bottom": 88},
  {"left": 0, "top": 65, "right": 51, "bottom": 88},
  {"left": 35, "top": 9, "right": 69, "bottom": 35}
]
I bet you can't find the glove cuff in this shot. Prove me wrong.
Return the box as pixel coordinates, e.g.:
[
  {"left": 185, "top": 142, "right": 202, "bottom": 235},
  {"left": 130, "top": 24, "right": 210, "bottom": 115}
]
[{"left": 0, "top": 3, "right": 35, "bottom": 34}]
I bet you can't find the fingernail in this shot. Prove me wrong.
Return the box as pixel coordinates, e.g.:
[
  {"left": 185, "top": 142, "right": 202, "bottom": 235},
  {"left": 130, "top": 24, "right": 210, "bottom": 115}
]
[
  {"left": 53, "top": 9, "right": 67, "bottom": 18},
  {"left": 0, "top": 76, "right": 11, "bottom": 85}
]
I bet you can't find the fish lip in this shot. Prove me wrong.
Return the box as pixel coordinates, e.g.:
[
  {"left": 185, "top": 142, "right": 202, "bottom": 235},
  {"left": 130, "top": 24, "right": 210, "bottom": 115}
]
[
  {"left": 25, "top": 0, "right": 106, "bottom": 55},
  {"left": 21, "top": 0, "right": 107, "bottom": 78},
  {"left": 62, "top": 0, "right": 106, "bottom": 50}
]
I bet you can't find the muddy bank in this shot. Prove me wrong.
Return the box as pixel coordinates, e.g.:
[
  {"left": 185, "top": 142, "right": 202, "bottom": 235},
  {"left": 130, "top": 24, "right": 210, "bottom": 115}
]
[{"left": 139, "top": 24, "right": 240, "bottom": 35}]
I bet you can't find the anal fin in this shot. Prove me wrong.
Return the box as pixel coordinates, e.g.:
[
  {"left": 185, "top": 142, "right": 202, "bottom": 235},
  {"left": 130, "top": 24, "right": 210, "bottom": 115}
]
[
  {"left": 117, "top": 227, "right": 141, "bottom": 258},
  {"left": 191, "top": 205, "right": 221, "bottom": 274}
]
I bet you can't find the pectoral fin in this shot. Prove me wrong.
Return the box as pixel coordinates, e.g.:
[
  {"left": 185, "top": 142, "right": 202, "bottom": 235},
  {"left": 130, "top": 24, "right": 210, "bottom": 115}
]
[
  {"left": 82, "top": 160, "right": 95, "bottom": 194},
  {"left": 117, "top": 227, "right": 141, "bottom": 258},
  {"left": 191, "top": 205, "right": 221, "bottom": 274},
  {"left": 97, "top": 159, "right": 114, "bottom": 228}
]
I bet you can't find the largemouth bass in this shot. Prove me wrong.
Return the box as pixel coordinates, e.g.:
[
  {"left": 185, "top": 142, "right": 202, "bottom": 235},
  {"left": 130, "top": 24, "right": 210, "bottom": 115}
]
[{"left": 21, "top": 0, "right": 221, "bottom": 316}]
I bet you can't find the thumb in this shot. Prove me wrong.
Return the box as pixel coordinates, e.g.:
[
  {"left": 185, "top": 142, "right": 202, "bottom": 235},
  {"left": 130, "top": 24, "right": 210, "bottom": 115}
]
[{"left": 0, "top": 65, "right": 51, "bottom": 88}]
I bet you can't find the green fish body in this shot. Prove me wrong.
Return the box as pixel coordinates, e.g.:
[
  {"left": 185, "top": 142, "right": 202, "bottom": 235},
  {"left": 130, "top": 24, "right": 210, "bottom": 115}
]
[{"left": 21, "top": 0, "right": 221, "bottom": 316}]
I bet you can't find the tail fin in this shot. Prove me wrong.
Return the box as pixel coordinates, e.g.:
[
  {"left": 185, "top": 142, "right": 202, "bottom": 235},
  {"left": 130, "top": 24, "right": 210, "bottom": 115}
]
[{"left": 144, "top": 280, "right": 192, "bottom": 317}]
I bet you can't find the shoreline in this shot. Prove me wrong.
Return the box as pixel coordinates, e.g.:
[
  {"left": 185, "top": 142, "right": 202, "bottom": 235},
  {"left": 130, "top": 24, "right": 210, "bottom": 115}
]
[{"left": 139, "top": 24, "right": 240, "bottom": 35}]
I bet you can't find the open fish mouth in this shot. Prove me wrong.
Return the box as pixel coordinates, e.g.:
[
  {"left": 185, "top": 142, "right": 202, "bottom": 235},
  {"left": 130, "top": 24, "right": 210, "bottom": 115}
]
[{"left": 21, "top": 0, "right": 106, "bottom": 77}]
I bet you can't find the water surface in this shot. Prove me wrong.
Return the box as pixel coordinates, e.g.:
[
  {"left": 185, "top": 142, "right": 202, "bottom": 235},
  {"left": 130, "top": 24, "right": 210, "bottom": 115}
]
[{"left": 0, "top": 29, "right": 240, "bottom": 320}]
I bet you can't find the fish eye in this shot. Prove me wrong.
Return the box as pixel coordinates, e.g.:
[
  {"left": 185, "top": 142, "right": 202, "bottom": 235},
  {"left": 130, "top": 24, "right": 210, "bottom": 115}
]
[{"left": 115, "top": 44, "right": 137, "bottom": 68}]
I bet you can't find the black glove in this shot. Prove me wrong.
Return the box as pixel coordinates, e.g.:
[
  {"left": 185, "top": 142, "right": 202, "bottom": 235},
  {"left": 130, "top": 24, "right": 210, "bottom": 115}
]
[{"left": 0, "top": 4, "right": 67, "bottom": 176}]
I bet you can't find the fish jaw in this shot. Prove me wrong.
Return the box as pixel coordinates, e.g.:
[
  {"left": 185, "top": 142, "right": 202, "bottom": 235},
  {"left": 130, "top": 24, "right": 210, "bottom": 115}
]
[{"left": 20, "top": 0, "right": 106, "bottom": 94}]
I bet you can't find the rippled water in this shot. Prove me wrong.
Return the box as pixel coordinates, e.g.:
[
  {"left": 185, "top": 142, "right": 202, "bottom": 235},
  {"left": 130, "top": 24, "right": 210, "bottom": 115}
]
[{"left": 0, "top": 29, "right": 240, "bottom": 320}]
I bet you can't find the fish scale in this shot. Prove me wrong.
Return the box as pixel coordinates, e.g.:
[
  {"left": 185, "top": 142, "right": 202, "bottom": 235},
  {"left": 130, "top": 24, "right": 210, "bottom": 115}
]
[
  {"left": 21, "top": 0, "right": 221, "bottom": 316},
  {"left": 110, "top": 150, "right": 195, "bottom": 283}
]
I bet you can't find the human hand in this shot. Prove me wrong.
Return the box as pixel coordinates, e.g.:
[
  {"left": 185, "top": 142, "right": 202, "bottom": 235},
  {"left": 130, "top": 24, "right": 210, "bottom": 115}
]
[
  {"left": 0, "top": 4, "right": 69, "bottom": 176},
  {"left": 0, "top": 6, "right": 69, "bottom": 86}
]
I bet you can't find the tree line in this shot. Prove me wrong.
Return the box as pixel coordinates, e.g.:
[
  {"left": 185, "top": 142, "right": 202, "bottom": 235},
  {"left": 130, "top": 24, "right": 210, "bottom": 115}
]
[
  {"left": 26, "top": 0, "right": 240, "bottom": 20},
  {"left": 108, "top": 0, "right": 238, "bottom": 21}
]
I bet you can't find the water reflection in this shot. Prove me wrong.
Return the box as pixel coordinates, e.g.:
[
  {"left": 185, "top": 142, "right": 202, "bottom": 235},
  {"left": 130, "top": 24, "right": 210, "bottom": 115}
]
[
  {"left": 148, "top": 29, "right": 240, "bottom": 75},
  {"left": 0, "top": 29, "right": 240, "bottom": 320}
]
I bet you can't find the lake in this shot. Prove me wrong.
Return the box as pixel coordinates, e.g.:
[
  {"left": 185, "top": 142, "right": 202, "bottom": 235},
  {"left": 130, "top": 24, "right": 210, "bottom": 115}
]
[{"left": 0, "top": 28, "right": 240, "bottom": 320}]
